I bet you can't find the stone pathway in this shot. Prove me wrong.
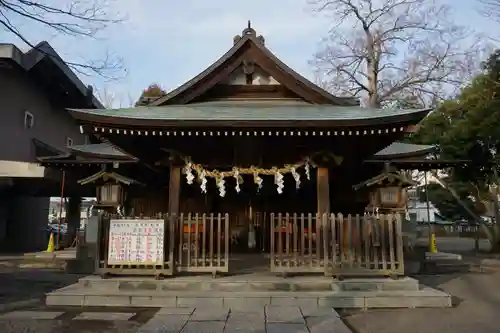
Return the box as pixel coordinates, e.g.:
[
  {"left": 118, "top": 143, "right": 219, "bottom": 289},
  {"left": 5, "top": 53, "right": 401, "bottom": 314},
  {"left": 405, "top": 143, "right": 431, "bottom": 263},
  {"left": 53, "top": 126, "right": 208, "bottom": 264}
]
[
  {"left": 0, "top": 308, "right": 146, "bottom": 333},
  {"left": 137, "top": 306, "right": 352, "bottom": 333},
  {"left": 0, "top": 306, "right": 351, "bottom": 332}
]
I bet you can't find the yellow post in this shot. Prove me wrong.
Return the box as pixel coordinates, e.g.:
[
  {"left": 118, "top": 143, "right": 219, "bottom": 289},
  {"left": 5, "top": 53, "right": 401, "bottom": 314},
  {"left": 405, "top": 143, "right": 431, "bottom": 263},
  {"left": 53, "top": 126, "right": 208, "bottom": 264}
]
[
  {"left": 429, "top": 232, "right": 438, "bottom": 253},
  {"left": 46, "top": 233, "right": 55, "bottom": 253}
]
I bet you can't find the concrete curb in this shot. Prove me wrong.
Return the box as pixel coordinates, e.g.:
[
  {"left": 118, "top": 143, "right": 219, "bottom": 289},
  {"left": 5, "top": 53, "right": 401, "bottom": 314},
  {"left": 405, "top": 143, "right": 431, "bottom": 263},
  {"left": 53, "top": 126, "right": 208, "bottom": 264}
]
[{"left": 0, "top": 298, "right": 43, "bottom": 313}]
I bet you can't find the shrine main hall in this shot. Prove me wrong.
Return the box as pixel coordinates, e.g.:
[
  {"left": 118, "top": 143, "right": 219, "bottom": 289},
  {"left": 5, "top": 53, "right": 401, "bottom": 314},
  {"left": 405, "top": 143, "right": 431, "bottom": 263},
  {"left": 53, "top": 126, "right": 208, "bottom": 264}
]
[{"left": 39, "top": 24, "right": 451, "bottom": 294}]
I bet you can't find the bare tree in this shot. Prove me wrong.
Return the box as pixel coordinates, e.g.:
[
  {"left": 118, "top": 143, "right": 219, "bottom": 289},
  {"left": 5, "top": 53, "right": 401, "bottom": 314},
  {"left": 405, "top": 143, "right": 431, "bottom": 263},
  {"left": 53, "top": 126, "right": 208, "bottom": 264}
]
[
  {"left": 309, "top": 0, "right": 483, "bottom": 107},
  {"left": 478, "top": 0, "right": 500, "bottom": 23},
  {"left": 0, "top": 0, "right": 125, "bottom": 79},
  {"left": 96, "top": 86, "right": 134, "bottom": 108}
]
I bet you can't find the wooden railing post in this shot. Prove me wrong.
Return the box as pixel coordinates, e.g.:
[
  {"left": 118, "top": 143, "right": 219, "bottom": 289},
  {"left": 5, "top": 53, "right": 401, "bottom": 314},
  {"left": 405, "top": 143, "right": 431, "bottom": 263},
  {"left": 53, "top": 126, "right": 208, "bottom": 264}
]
[
  {"left": 166, "top": 213, "right": 176, "bottom": 275},
  {"left": 224, "top": 213, "right": 229, "bottom": 272},
  {"left": 270, "top": 213, "right": 275, "bottom": 271},
  {"left": 395, "top": 213, "right": 404, "bottom": 274},
  {"left": 322, "top": 213, "right": 330, "bottom": 276}
]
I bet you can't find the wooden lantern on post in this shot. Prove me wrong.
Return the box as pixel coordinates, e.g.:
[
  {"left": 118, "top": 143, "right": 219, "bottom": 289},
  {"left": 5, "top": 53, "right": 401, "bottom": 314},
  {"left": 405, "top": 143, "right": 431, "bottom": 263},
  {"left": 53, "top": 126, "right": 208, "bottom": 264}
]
[
  {"left": 354, "top": 171, "right": 416, "bottom": 214},
  {"left": 96, "top": 182, "right": 123, "bottom": 207},
  {"left": 78, "top": 169, "right": 143, "bottom": 208}
]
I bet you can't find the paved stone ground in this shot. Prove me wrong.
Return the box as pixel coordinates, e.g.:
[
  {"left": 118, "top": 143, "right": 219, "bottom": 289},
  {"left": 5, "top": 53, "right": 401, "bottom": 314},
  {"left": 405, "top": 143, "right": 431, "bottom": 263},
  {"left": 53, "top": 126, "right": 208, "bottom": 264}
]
[
  {"left": 0, "top": 306, "right": 351, "bottom": 333},
  {"left": 0, "top": 306, "right": 154, "bottom": 333},
  {"left": 0, "top": 267, "right": 82, "bottom": 304},
  {"left": 137, "top": 306, "right": 350, "bottom": 333},
  {"left": 343, "top": 270, "right": 500, "bottom": 333}
]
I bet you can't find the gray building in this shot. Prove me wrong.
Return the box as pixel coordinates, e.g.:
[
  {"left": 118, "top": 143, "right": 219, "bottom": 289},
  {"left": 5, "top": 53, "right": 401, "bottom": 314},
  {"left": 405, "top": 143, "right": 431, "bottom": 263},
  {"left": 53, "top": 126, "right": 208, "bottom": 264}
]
[{"left": 0, "top": 41, "right": 102, "bottom": 252}]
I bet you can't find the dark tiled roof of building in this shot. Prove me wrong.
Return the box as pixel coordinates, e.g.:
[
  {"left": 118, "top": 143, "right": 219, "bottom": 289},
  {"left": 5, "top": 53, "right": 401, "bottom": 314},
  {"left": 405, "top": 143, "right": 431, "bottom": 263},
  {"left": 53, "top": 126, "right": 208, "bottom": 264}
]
[{"left": 68, "top": 104, "right": 431, "bottom": 125}]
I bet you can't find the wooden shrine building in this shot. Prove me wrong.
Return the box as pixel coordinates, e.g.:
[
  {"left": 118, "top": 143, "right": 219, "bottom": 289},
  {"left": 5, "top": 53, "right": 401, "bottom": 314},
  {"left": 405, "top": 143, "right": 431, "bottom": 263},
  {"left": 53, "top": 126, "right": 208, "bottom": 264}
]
[{"left": 38, "top": 24, "right": 446, "bottom": 278}]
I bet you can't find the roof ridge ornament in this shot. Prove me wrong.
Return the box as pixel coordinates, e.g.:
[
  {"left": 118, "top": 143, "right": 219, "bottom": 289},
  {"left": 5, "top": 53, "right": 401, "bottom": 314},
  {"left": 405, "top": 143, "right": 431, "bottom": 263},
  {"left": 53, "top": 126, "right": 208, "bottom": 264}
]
[{"left": 233, "top": 20, "right": 265, "bottom": 46}]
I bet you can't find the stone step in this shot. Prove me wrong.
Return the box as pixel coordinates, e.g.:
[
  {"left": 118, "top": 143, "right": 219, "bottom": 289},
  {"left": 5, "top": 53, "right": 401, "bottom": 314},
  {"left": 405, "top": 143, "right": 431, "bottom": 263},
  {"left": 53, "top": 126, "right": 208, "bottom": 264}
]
[
  {"left": 46, "top": 283, "right": 451, "bottom": 309},
  {"left": 422, "top": 262, "right": 472, "bottom": 274},
  {"left": 77, "top": 276, "right": 420, "bottom": 292}
]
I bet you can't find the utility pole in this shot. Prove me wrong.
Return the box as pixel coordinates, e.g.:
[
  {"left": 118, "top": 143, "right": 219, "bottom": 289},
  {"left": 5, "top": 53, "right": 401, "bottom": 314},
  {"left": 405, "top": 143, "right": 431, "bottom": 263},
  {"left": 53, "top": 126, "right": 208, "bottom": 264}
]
[{"left": 424, "top": 171, "right": 436, "bottom": 253}]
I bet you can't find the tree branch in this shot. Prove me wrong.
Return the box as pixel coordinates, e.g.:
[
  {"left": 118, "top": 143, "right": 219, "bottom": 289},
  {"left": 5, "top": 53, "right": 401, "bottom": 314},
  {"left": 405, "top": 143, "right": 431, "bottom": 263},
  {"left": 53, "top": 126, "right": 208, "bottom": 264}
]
[{"left": 0, "top": 0, "right": 126, "bottom": 79}]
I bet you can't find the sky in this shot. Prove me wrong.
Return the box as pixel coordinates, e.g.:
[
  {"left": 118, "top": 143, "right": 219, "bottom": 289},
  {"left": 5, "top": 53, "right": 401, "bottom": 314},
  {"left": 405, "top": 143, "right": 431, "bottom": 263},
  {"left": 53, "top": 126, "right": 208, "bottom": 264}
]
[{"left": 0, "top": 0, "right": 497, "bottom": 107}]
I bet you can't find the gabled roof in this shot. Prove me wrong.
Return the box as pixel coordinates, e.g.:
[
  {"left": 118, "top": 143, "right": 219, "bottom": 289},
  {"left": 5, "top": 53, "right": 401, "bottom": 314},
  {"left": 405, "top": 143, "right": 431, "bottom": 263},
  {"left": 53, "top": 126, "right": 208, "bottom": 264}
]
[
  {"left": 36, "top": 142, "right": 135, "bottom": 165},
  {"left": 353, "top": 172, "right": 417, "bottom": 190},
  {"left": 374, "top": 142, "right": 436, "bottom": 159},
  {"left": 69, "top": 143, "right": 129, "bottom": 159},
  {"left": 150, "top": 23, "right": 359, "bottom": 106},
  {"left": 0, "top": 41, "right": 103, "bottom": 109},
  {"left": 364, "top": 159, "right": 470, "bottom": 170},
  {"left": 78, "top": 170, "right": 142, "bottom": 185}
]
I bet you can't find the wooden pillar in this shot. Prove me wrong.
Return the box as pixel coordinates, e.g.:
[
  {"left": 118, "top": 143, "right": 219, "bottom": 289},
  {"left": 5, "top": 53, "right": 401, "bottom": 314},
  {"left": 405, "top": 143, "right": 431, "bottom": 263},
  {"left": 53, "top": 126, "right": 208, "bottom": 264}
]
[
  {"left": 316, "top": 167, "right": 330, "bottom": 214},
  {"left": 168, "top": 165, "right": 181, "bottom": 215},
  {"left": 167, "top": 165, "right": 181, "bottom": 274},
  {"left": 317, "top": 167, "right": 331, "bottom": 277}
]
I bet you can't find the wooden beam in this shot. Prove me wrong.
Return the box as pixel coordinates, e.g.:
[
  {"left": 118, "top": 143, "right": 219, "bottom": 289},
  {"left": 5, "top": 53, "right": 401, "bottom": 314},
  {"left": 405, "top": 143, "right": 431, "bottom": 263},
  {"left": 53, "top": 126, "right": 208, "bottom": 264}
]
[{"left": 317, "top": 167, "right": 330, "bottom": 214}]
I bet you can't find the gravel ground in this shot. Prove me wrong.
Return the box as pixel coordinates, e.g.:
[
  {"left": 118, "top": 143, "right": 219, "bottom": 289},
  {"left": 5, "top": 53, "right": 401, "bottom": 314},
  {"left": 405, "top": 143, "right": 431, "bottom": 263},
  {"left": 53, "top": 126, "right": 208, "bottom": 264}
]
[{"left": 342, "top": 270, "right": 500, "bottom": 333}]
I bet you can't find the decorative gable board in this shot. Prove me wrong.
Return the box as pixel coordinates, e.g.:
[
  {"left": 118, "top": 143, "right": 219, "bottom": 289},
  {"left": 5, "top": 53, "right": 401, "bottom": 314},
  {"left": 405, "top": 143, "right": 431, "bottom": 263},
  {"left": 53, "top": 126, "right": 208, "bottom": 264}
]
[{"left": 222, "top": 65, "right": 280, "bottom": 85}]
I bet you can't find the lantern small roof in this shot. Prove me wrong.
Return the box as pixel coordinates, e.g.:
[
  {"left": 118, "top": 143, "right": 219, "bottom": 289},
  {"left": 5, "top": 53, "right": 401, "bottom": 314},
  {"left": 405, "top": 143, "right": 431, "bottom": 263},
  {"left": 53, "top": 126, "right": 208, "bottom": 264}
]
[
  {"left": 353, "top": 171, "right": 417, "bottom": 190},
  {"left": 373, "top": 142, "right": 436, "bottom": 159},
  {"left": 77, "top": 170, "right": 143, "bottom": 186}
]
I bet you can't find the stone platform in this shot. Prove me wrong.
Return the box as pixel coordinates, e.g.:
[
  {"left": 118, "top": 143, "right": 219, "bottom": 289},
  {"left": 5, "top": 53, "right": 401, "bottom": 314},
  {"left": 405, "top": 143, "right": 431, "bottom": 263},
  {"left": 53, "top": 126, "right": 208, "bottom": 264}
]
[{"left": 46, "top": 273, "right": 452, "bottom": 309}]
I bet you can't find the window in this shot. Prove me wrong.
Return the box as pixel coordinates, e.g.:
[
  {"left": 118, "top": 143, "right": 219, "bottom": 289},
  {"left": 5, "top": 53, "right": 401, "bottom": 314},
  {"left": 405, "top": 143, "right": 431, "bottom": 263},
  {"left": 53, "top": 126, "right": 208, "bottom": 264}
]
[
  {"left": 24, "top": 111, "right": 34, "bottom": 129},
  {"left": 66, "top": 137, "right": 73, "bottom": 147}
]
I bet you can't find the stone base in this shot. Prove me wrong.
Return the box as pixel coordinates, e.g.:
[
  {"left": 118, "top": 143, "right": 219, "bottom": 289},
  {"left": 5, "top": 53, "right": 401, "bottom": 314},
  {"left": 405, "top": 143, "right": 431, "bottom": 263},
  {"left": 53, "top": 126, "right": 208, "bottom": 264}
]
[
  {"left": 46, "top": 275, "right": 452, "bottom": 309},
  {"left": 77, "top": 275, "right": 420, "bottom": 292},
  {"left": 65, "top": 259, "right": 95, "bottom": 274},
  {"left": 426, "top": 252, "right": 463, "bottom": 261}
]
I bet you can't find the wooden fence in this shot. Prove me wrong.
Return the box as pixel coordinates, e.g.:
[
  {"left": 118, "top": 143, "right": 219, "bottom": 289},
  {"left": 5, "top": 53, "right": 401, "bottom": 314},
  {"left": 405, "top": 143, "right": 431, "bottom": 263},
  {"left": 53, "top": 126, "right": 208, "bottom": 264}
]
[
  {"left": 175, "top": 213, "right": 230, "bottom": 276},
  {"left": 270, "top": 213, "right": 404, "bottom": 276},
  {"left": 97, "top": 213, "right": 230, "bottom": 277},
  {"left": 97, "top": 212, "right": 403, "bottom": 277}
]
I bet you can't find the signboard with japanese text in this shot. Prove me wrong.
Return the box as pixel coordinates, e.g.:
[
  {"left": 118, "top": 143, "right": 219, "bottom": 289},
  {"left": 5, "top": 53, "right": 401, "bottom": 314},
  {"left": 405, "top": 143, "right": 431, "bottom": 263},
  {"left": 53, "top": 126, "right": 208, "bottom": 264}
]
[{"left": 107, "top": 219, "right": 165, "bottom": 265}]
